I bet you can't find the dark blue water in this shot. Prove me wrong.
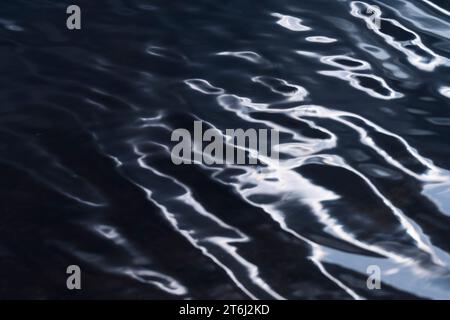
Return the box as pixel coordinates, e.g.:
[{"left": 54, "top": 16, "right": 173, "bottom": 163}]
[{"left": 1, "top": 0, "right": 450, "bottom": 299}]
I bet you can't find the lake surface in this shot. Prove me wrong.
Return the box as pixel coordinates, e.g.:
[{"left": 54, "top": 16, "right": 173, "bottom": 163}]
[{"left": 1, "top": 0, "right": 450, "bottom": 299}]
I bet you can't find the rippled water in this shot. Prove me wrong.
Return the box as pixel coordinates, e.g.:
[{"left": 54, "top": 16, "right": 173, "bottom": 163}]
[{"left": 1, "top": 0, "right": 450, "bottom": 299}]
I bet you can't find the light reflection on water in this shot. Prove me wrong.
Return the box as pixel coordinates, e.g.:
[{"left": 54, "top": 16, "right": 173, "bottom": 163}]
[{"left": 0, "top": 0, "right": 450, "bottom": 299}]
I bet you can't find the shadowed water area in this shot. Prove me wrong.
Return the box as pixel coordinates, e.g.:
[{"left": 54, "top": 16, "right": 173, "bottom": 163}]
[{"left": 1, "top": 0, "right": 450, "bottom": 299}]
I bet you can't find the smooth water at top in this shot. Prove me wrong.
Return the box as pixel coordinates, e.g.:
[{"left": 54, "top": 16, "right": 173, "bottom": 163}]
[{"left": 1, "top": 0, "right": 450, "bottom": 299}]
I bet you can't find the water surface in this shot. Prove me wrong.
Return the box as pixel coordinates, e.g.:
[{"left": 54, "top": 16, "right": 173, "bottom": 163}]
[{"left": 1, "top": 0, "right": 450, "bottom": 299}]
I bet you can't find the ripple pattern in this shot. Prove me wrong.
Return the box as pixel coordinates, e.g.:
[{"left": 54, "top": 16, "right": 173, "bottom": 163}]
[{"left": 1, "top": 0, "right": 450, "bottom": 300}]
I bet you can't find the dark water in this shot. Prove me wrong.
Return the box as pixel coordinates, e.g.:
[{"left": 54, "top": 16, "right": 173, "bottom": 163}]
[{"left": 1, "top": 0, "right": 450, "bottom": 299}]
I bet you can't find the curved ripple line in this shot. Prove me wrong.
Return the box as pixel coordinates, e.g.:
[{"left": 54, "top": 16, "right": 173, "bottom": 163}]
[
  {"left": 252, "top": 76, "right": 309, "bottom": 102},
  {"left": 127, "top": 143, "right": 285, "bottom": 300},
  {"left": 350, "top": 1, "right": 448, "bottom": 71},
  {"left": 216, "top": 51, "right": 264, "bottom": 63},
  {"left": 185, "top": 79, "right": 225, "bottom": 95}
]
